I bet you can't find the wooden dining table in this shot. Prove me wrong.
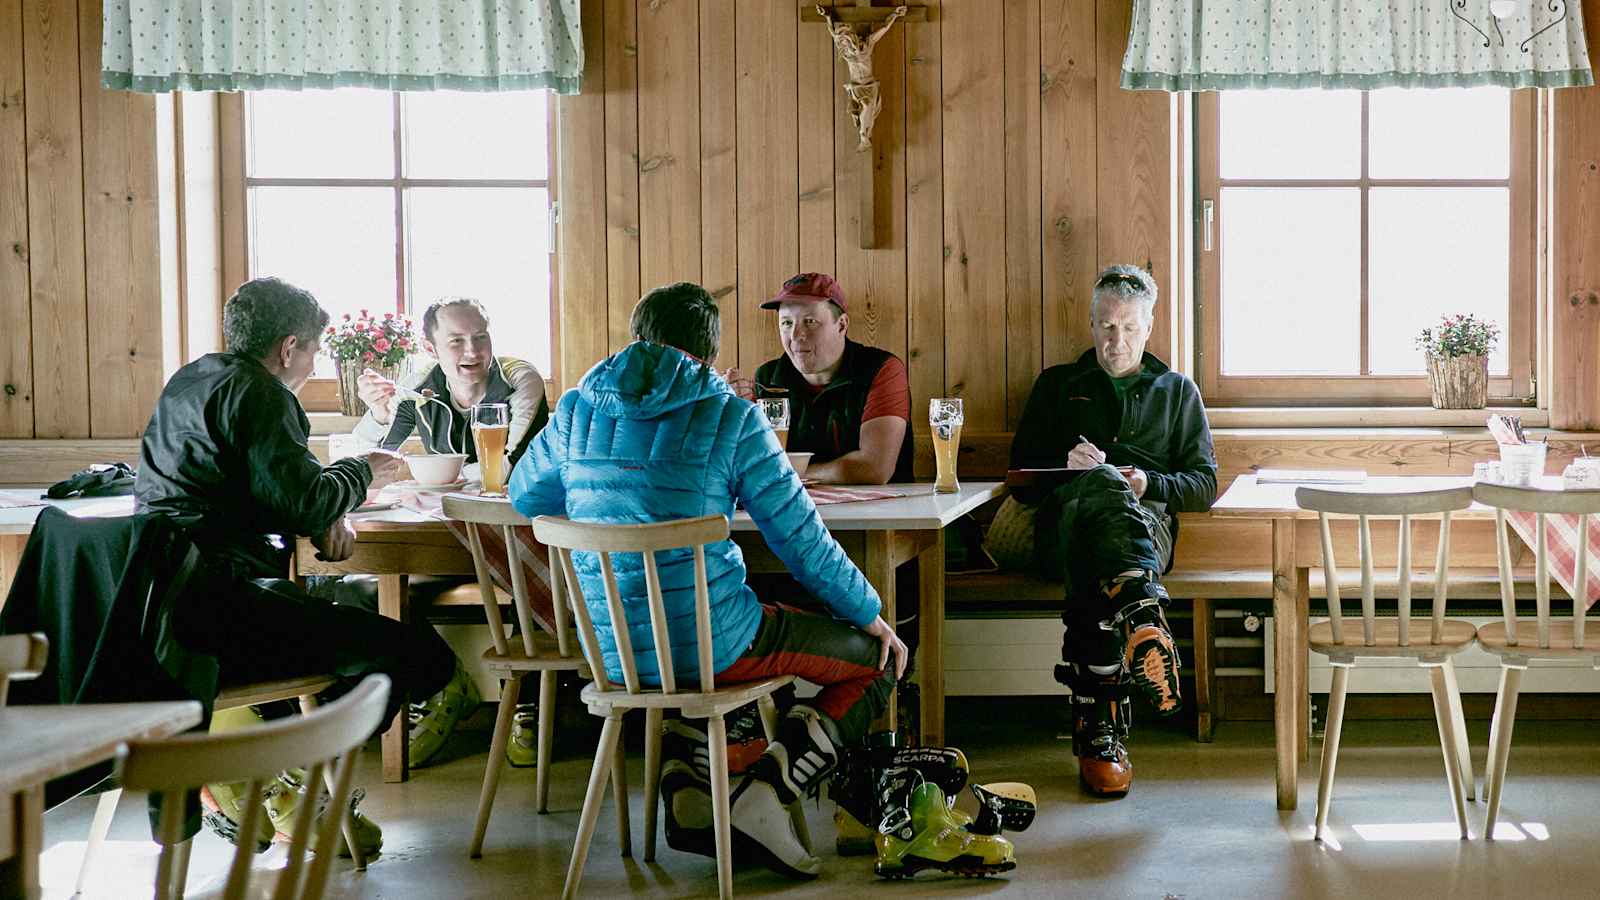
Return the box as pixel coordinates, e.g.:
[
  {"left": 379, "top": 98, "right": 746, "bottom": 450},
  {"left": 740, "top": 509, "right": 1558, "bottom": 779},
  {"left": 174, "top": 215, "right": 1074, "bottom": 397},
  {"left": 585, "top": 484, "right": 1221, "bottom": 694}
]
[
  {"left": 292, "top": 481, "right": 1006, "bottom": 780},
  {"left": 0, "top": 483, "right": 1006, "bottom": 781},
  {"left": 1210, "top": 473, "right": 1529, "bottom": 811},
  {"left": 0, "top": 700, "right": 202, "bottom": 900}
]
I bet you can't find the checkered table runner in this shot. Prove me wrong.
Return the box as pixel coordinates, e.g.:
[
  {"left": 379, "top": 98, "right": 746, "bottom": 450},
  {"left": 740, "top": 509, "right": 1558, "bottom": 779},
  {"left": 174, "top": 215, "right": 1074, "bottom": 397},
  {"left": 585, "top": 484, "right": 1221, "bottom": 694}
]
[{"left": 1504, "top": 510, "right": 1600, "bottom": 609}]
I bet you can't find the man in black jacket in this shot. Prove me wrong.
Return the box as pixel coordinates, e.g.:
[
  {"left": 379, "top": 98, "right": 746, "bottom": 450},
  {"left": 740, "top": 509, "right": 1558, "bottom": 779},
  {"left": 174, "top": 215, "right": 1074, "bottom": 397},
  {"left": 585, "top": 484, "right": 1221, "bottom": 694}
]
[
  {"left": 1010, "top": 264, "right": 1217, "bottom": 797},
  {"left": 136, "top": 278, "right": 464, "bottom": 842}
]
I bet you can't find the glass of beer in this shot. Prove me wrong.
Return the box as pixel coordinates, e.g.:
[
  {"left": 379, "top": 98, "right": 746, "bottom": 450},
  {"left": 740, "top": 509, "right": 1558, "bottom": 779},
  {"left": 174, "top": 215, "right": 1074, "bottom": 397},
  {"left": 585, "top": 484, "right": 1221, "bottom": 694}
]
[
  {"left": 757, "top": 397, "right": 790, "bottom": 450},
  {"left": 471, "top": 402, "right": 511, "bottom": 495},
  {"left": 930, "top": 398, "right": 963, "bottom": 494}
]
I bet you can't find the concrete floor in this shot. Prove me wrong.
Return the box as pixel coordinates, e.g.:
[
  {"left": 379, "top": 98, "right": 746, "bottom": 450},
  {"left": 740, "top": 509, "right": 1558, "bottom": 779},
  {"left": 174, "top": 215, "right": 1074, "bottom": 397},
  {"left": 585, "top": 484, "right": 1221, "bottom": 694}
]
[{"left": 38, "top": 698, "right": 1600, "bottom": 899}]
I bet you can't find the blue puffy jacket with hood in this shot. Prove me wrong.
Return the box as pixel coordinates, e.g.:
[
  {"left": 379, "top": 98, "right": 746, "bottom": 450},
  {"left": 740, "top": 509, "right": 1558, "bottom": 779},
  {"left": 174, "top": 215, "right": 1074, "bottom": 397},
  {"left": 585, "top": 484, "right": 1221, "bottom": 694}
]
[{"left": 508, "top": 341, "right": 880, "bottom": 685}]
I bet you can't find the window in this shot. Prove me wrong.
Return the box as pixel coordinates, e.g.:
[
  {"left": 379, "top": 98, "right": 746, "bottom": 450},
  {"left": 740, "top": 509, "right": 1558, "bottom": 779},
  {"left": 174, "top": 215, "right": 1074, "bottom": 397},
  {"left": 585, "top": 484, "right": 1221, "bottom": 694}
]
[
  {"left": 1196, "top": 88, "right": 1535, "bottom": 406},
  {"left": 242, "top": 89, "right": 555, "bottom": 408}
]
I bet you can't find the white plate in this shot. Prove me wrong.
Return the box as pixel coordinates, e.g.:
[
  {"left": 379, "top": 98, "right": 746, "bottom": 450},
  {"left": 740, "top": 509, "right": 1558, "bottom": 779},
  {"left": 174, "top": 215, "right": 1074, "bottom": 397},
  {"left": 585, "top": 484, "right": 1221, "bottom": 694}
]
[{"left": 389, "top": 479, "right": 469, "bottom": 491}]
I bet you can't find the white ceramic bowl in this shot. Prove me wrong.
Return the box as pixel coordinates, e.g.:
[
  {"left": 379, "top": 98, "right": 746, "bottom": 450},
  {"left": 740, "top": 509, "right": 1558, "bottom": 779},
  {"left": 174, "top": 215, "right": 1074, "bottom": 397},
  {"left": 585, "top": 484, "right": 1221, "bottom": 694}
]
[
  {"left": 406, "top": 453, "right": 467, "bottom": 486},
  {"left": 786, "top": 452, "right": 813, "bottom": 478}
]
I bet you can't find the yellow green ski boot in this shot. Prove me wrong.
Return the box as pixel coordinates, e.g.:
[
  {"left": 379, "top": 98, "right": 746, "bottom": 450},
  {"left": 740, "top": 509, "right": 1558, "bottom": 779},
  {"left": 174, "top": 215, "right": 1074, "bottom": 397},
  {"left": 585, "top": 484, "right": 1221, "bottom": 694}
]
[
  {"left": 829, "top": 733, "right": 969, "bottom": 856},
  {"left": 873, "top": 780, "right": 1037, "bottom": 880}
]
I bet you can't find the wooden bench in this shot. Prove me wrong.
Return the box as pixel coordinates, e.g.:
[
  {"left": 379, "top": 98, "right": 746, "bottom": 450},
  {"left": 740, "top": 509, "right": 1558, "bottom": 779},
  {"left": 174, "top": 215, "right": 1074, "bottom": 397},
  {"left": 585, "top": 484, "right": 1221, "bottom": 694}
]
[{"left": 948, "top": 563, "right": 1560, "bottom": 743}]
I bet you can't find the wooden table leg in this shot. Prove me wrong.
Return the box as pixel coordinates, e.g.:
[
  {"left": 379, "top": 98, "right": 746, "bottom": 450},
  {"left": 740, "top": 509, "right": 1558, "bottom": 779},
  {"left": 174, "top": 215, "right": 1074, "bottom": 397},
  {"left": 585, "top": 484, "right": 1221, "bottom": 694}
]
[
  {"left": 864, "top": 532, "right": 896, "bottom": 734},
  {"left": 1271, "top": 517, "right": 1299, "bottom": 810},
  {"left": 1297, "top": 565, "right": 1311, "bottom": 763},
  {"left": 0, "top": 786, "right": 43, "bottom": 900},
  {"left": 917, "top": 531, "right": 945, "bottom": 748},
  {"left": 0, "top": 534, "right": 27, "bottom": 615},
  {"left": 1191, "top": 597, "right": 1215, "bottom": 743},
  {"left": 379, "top": 574, "right": 411, "bottom": 783}
]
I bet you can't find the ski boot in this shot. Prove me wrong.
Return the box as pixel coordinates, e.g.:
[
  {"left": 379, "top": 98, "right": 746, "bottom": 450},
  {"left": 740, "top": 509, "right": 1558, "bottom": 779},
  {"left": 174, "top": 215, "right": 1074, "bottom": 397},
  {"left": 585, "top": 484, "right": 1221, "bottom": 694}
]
[
  {"left": 729, "top": 705, "right": 837, "bottom": 879},
  {"left": 829, "top": 732, "right": 969, "bottom": 856},
  {"left": 873, "top": 779, "right": 1021, "bottom": 879},
  {"left": 658, "top": 718, "right": 719, "bottom": 859},
  {"left": 1071, "top": 683, "right": 1134, "bottom": 797},
  {"left": 1108, "top": 572, "right": 1183, "bottom": 716}
]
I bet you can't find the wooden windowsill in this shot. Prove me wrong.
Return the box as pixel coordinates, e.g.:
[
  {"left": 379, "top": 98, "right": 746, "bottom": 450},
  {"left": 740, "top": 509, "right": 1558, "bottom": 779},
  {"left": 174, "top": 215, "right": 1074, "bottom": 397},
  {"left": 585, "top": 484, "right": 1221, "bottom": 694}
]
[{"left": 1206, "top": 406, "right": 1548, "bottom": 429}]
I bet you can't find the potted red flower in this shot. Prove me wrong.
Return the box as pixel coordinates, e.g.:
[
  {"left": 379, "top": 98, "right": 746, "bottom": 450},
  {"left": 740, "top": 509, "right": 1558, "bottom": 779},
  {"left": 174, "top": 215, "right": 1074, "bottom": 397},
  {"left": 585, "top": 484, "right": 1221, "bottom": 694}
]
[{"left": 322, "top": 309, "right": 417, "bottom": 416}]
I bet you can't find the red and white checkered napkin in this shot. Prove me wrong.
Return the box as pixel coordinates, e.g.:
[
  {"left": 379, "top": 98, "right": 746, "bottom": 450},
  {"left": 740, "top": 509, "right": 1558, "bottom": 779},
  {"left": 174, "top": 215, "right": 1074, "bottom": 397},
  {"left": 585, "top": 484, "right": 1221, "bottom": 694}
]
[
  {"left": 804, "top": 484, "right": 901, "bottom": 505},
  {"left": 1505, "top": 510, "right": 1600, "bottom": 609}
]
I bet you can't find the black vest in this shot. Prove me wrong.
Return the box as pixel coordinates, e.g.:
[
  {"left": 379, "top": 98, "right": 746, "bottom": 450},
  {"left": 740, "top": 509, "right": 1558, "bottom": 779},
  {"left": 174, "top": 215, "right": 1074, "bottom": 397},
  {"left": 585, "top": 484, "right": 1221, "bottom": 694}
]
[{"left": 753, "top": 340, "right": 915, "bottom": 483}]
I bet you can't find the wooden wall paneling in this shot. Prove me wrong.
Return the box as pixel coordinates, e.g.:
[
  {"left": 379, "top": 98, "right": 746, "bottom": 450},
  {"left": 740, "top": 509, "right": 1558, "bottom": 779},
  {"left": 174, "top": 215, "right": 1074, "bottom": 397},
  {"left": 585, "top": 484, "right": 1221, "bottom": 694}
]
[
  {"left": 1093, "top": 0, "right": 1170, "bottom": 361},
  {"left": 604, "top": 0, "right": 641, "bottom": 353},
  {"left": 1550, "top": 0, "right": 1600, "bottom": 430},
  {"left": 939, "top": 0, "right": 1007, "bottom": 431},
  {"left": 1003, "top": 0, "right": 1042, "bottom": 428},
  {"left": 796, "top": 0, "right": 836, "bottom": 284},
  {"left": 558, "top": 0, "right": 610, "bottom": 387},
  {"left": 0, "top": 0, "right": 30, "bottom": 437},
  {"left": 734, "top": 0, "right": 798, "bottom": 370},
  {"left": 21, "top": 0, "right": 89, "bottom": 438},
  {"left": 1039, "top": 0, "right": 1097, "bottom": 370},
  {"left": 700, "top": 0, "right": 740, "bottom": 367},
  {"left": 78, "top": 0, "right": 162, "bottom": 437},
  {"left": 636, "top": 0, "right": 701, "bottom": 292},
  {"left": 831, "top": 18, "right": 906, "bottom": 362},
  {"left": 155, "top": 93, "right": 180, "bottom": 378},
  {"left": 904, "top": 0, "right": 944, "bottom": 427}
]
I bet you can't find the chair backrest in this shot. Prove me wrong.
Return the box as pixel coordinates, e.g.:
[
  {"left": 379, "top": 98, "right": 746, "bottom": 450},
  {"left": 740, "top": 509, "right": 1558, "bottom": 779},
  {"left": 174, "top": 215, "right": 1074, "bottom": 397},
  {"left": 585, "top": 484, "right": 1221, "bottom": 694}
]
[
  {"left": 531, "top": 514, "right": 730, "bottom": 696},
  {"left": 115, "top": 674, "right": 390, "bottom": 900},
  {"left": 0, "top": 632, "right": 47, "bottom": 705},
  {"left": 1295, "top": 486, "right": 1475, "bottom": 647},
  {"left": 442, "top": 494, "right": 574, "bottom": 662},
  {"left": 1472, "top": 482, "right": 1600, "bottom": 651}
]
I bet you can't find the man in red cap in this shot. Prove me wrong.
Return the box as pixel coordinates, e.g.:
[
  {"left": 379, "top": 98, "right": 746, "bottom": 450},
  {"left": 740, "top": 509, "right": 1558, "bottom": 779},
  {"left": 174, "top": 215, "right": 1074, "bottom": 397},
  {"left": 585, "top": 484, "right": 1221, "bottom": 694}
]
[{"left": 726, "top": 273, "right": 913, "bottom": 484}]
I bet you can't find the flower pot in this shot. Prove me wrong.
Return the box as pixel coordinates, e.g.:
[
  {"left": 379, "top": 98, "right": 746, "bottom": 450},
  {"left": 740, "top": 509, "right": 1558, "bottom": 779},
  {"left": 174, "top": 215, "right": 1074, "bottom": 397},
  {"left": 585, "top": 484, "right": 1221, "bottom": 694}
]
[
  {"left": 1425, "top": 353, "right": 1488, "bottom": 409},
  {"left": 335, "top": 358, "right": 403, "bottom": 417}
]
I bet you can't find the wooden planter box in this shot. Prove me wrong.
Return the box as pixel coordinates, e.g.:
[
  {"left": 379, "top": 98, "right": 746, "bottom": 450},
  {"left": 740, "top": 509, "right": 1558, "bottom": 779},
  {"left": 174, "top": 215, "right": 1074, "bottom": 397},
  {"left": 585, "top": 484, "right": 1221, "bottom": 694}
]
[
  {"left": 334, "top": 359, "right": 403, "bottom": 417},
  {"left": 1426, "top": 353, "right": 1488, "bottom": 409}
]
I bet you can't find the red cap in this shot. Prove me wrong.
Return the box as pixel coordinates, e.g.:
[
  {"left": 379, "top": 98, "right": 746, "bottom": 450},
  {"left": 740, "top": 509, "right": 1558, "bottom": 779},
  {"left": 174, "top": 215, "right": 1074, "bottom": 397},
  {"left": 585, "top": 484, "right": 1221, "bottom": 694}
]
[{"left": 761, "top": 272, "right": 848, "bottom": 313}]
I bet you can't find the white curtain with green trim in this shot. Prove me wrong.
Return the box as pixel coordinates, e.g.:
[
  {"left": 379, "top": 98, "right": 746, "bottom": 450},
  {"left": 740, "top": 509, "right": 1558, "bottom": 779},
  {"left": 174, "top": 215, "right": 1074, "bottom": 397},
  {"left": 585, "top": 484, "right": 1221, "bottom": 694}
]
[
  {"left": 1123, "top": 1, "right": 1593, "bottom": 90},
  {"left": 102, "top": 0, "right": 583, "bottom": 94}
]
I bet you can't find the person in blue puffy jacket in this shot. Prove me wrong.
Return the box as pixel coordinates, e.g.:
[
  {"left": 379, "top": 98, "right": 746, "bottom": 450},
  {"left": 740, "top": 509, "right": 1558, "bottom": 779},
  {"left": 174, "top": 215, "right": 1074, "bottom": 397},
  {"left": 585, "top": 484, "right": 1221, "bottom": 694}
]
[{"left": 508, "top": 282, "right": 907, "bottom": 879}]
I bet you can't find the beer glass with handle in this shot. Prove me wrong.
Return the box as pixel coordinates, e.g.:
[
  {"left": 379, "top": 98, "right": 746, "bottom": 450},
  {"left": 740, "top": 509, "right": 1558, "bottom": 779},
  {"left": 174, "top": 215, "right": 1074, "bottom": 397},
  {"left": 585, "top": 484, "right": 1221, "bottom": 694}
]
[
  {"left": 471, "top": 402, "right": 511, "bottom": 495},
  {"left": 930, "top": 398, "right": 963, "bottom": 493},
  {"left": 757, "top": 397, "right": 790, "bottom": 450}
]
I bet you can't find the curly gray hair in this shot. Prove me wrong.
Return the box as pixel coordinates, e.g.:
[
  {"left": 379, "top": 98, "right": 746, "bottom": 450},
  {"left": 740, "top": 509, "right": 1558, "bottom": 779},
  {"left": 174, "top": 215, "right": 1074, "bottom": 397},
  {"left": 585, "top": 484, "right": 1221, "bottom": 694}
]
[
  {"left": 1089, "top": 264, "right": 1158, "bottom": 323},
  {"left": 222, "top": 277, "right": 329, "bottom": 360}
]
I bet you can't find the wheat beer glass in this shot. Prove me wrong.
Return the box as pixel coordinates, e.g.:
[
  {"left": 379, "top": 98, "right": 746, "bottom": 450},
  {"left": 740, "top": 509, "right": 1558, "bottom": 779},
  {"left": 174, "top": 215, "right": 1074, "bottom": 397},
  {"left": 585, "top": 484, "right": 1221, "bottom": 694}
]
[
  {"left": 930, "top": 398, "right": 963, "bottom": 493},
  {"left": 471, "top": 402, "right": 511, "bottom": 494},
  {"left": 757, "top": 397, "right": 791, "bottom": 449}
]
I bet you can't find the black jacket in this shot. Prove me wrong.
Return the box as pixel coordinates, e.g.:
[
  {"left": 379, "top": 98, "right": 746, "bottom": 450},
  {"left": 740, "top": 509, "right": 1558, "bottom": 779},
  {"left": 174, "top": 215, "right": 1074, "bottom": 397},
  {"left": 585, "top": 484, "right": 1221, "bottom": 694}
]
[
  {"left": 1, "top": 508, "right": 220, "bottom": 818},
  {"left": 754, "top": 340, "right": 915, "bottom": 483},
  {"left": 135, "top": 352, "right": 371, "bottom": 579},
  {"left": 1010, "top": 350, "right": 1218, "bottom": 513}
]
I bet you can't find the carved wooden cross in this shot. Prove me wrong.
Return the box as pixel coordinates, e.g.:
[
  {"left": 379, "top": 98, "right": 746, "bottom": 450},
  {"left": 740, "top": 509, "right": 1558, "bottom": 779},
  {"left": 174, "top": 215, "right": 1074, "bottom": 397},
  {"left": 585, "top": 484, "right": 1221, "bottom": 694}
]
[{"left": 802, "top": 1, "right": 928, "bottom": 249}]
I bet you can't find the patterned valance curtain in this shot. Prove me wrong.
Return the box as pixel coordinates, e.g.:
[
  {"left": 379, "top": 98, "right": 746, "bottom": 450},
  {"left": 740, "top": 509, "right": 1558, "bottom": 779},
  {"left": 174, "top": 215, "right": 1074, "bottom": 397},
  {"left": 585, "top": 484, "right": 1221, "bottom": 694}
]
[
  {"left": 102, "top": 1, "right": 584, "bottom": 94},
  {"left": 1123, "top": 1, "right": 1594, "bottom": 90}
]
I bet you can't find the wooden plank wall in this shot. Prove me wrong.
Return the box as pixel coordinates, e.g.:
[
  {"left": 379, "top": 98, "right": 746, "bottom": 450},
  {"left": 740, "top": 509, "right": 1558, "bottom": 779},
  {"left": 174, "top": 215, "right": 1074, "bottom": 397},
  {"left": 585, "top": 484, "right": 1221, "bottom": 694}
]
[
  {"left": 556, "top": 0, "right": 1174, "bottom": 434},
  {"left": 0, "top": 0, "right": 162, "bottom": 439},
  {"left": 1551, "top": 0, "right": 1600, "bottom": 430}
]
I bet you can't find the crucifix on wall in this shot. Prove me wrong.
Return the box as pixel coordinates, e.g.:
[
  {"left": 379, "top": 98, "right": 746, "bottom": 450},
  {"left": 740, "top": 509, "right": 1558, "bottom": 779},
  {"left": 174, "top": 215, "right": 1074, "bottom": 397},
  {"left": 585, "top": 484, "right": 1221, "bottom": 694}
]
[{"left": 802, "top": 1, "right": 928, "bottom": 249}]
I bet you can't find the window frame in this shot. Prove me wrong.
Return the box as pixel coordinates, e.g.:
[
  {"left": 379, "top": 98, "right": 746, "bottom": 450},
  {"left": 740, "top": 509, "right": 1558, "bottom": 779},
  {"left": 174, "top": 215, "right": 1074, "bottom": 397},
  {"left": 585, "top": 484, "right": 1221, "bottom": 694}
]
[
  {"left": 220, "top": 91, "right": 560, "bottom": 413},
  {"left": 1194, "top": 89, "right": 1537, "bottom": 407}
]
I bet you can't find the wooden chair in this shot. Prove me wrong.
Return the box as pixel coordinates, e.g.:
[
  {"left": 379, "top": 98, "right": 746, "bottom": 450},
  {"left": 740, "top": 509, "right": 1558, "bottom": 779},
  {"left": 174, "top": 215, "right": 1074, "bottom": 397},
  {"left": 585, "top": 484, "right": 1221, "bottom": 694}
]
[
  {"left": 74, "top": 674, "right": 365, "bottom": 895},
  {"left": 1472, "top": 481, "right": 1600, "bottom": 839},
  {"left": 1295, "top": 486, "right": 1478, "bottom": 841},
  {"left": 533, "top": 514, "right": 811, "bottom": 900},
  {"left": 0, "top": 632, "right": 48, "bottom": 703},
  {"left": 113, "top": 673, "right": 389, "bottom": 900},
  {"left": 439, "top": 494, "right": 589, "bottom": 858}
]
